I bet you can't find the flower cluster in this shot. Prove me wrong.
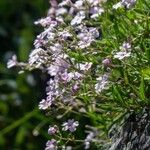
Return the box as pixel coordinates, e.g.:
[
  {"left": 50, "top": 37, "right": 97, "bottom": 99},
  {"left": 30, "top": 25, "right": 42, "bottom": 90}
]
[{"left": 7, "top": 0, "right": 148, "bottom": 149}]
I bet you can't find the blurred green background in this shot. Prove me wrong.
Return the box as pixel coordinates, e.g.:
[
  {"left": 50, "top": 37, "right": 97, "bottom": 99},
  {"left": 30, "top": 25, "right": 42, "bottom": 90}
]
[{"left": 0, "top": 0, "right": 51, "bottom": 149}]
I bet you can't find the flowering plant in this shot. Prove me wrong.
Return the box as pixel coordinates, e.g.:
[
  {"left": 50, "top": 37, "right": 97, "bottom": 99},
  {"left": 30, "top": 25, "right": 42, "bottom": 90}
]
[{"left": 8, "top": 0, "right": 150, "bottom": 149}]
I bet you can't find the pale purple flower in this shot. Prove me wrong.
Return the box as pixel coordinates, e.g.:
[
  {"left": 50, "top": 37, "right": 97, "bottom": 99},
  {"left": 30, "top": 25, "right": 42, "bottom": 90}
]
[
  {"left": 34, "top": 27, "right": 55, "bottom": 48},
  {"left": 84, "top": 132, "right": 95, "bottom": 149},
  {"left": 47, "top": 56, "right": 70, "bottom": 76},
  {"left": 50, "top": 0, "right": 58, "bottom": 8},
  {"left": 45, "top": 139, "right": 57, "bottom": 150},
  {"left": 48, "top": 125, "right": 58, "bottom": 135},
  {"left": 60, "top": 71, "right": 73, "bottom": 82},
  {"left": 56, "top": 16, "right": 64, "bottom": 23},
  {"left": 71, "top": 11, "right": 85, "bottom": 26},
  {"left": 120, "top": 42, "right": 131, "bottom": 51},
  {"left": 58, "top": 0, "right": 71, "bottom": 7},
  {"left": 34, "top": 35, "right": 46, "bottom": 48},
  {"left": 102, "top": 58, "right": 111, "bottom": 67},
  {"left": 39, "top": 79, "right": 59, "bottom": 110},
  {"left": 56, "top": 8, "right": 67, "bottom": 16},
  {"left": 34, "top": 16, "right": 52, "bottom": 27},
  {"left": 47, "top": 65, "right": 60, "bottom": 76},
  {"left": 95, "top": 74, "right": 109, "bottom": 93},
  {"left": 121, "top": 0, "right": 136, "bottom": 8},
  {"left": 39, "top": 99, "right": 52, "bottom": 110},
  {"left": 46, "top": 31, "right": 56, "bottom": 40},
  {"left": 114, "top": 42, "right": 131, "bottom": 60},
  {"left": 72, "top": 72, "right": 83, "bottom": 80},
  {"left": 113, "top": 0, "right": 136, "bottom": 9},
  {"left": 87, "top": 0, "right": 101, "bottom": 6},
  {"left": 77, "top": 27, "right": 99, "bottom": 48},
  {"left": 89, "top": 27, "right": 100, "bottom": 38},
  {"left": 78, "top": 62, "right": 92, "bottom": 71},
  {"left": 62, "top": 119, "right": 79, "bottom": 132},
  {"left": 114, "top": 51, "right": 131, "bottom": 60},
  {"left": 46, "top": 79, "right": 59, "bottom": 97},
  {"left": 28, "top": 48, "right": 48, "bottom": 68},
  {"left": 74, "top": 0, "right": 84, "bottom": 8},
  {"left": 90, "top": 7, "right": 104, "bottom": 19},
  {"left": 78, "top": 37, "right": 94, "bottom": 49},
  {"left": 47, "top": 7, "right": 56, "bottom": 18},
  {"left": 50, "top": 43, "right": 62, "bottom": 55},
  {"left": 72, "top": 83, "right": 79, "bottom": 93},
  {"left": 69, "top": 7, "right": 75, "bottom": 15},
  {"left": 7, "top": 55, "right": 18, "bottom": 68},
  {"left": 58, "top": 30, "right": 72, "bottom": 40}
]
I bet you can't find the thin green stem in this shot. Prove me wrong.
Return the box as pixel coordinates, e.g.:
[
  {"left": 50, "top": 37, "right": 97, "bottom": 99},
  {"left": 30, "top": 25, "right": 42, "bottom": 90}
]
[{"left": 0, "top": 108, "right": 39, "bottom": 136}]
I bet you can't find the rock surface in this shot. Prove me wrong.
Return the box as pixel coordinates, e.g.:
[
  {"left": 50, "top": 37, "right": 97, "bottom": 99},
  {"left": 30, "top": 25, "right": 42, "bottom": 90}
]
[{"left": 109, "top": 109, "right": 150, "bottom": 150}]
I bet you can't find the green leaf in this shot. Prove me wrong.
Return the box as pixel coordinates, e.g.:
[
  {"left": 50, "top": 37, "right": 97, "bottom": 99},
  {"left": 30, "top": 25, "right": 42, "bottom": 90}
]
[
  {"left": 139, "top": 77, "right": 146, "bottom": 101},
  {"left": 15, "top": 126, "right": 27, "bottom": 146},
  {"left": 112, "top": 85, "right": 124, "bottom": 106},
  {"left": 142, "top": 68, "right": 150, "bottom": 80}
]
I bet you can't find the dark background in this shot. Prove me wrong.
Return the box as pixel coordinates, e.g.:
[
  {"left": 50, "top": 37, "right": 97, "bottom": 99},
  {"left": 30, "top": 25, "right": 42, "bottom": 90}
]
[{"left": 0, "top": 0, "right": 51, "bottom": 149}]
